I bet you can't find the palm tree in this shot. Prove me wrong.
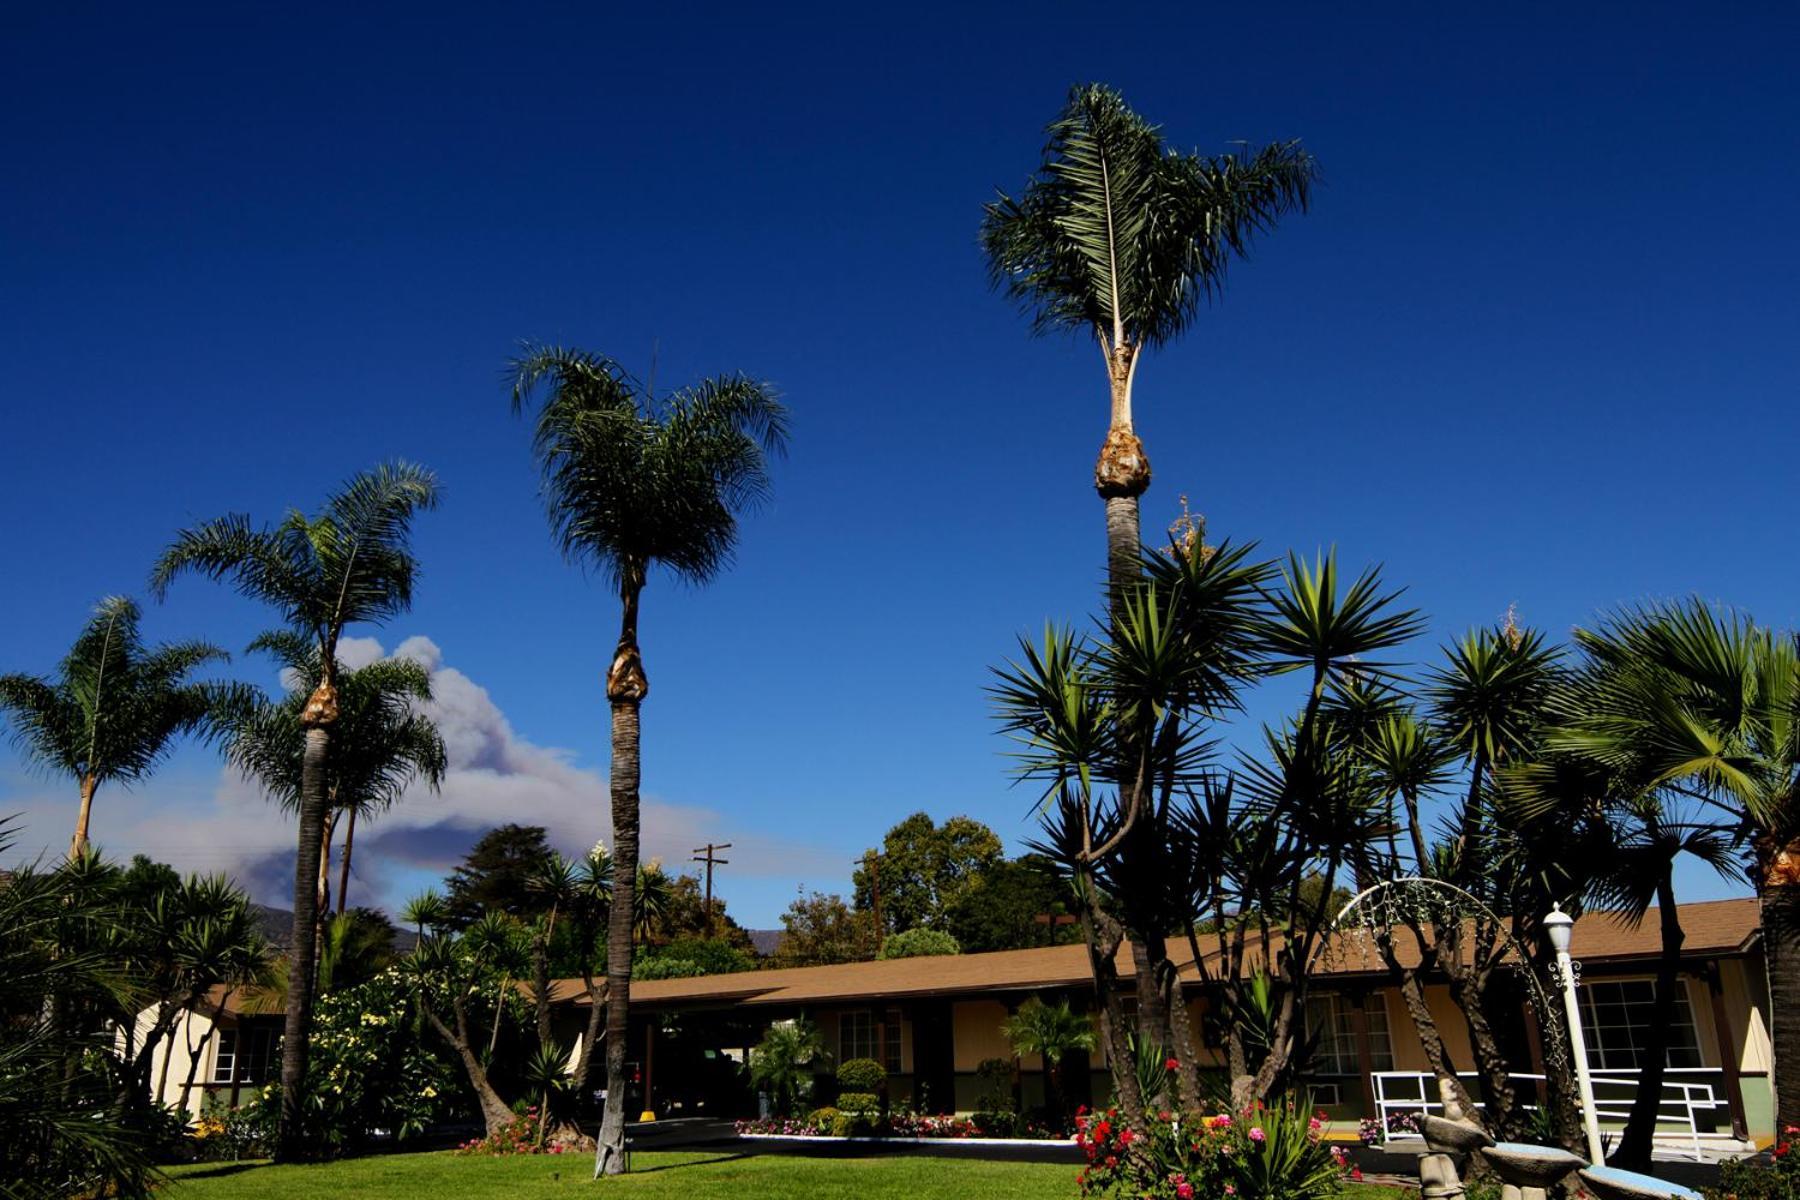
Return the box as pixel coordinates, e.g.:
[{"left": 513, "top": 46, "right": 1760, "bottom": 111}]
[
  {"left": 222, "top": 632, "right": 446, "bottom": 917},
  {"left": 149, "top": 461, "right": 438, "bottom": 1160},
  {"left": 1541, "top": 601, "right": 1800, "bottom": 1136},
  {"left": 509, "top": 345, "right": 786, "bottom": 1175},
  {"left": 0, "top": 596, "right": 244, "bottom": 859},
  {"left": 1002, "top": 996, "right": 1097, "bottom": 1120},
  {"left": 980, "top": 83, "right": 1315, "bottom": 600}
]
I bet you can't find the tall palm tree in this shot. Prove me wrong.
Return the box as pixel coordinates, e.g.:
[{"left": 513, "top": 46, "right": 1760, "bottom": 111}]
[
  {"left": 510, "top": 345, "right": 786, "bottom": 1174},
  {"left": 222, "top": 631, "right": 446, "bottom": 916},
  {"left": 1542, "top": 601, "right": 1800, "bottom": 1136},
  {"left": 149, "top": 461, "right": 438, "bottom": 1160},
  {"left": 0, "top": 596, "right": 243, "bottom": 859},
  {"left": 980, "top": 83, "right": 1315, "bottom": 600}
]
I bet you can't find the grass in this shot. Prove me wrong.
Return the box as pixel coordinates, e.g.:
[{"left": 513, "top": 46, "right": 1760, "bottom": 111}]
[{"left": 161, "top": 1148, "right": 1418, "bottom": 1200}]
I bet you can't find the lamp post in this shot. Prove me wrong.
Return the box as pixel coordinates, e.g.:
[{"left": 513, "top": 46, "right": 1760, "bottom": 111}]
[{"left": 1544, "top": 903, "right": 1604, "bottom": 1163}]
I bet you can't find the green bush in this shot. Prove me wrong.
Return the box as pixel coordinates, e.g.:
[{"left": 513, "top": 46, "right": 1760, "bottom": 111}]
[
  {"left": 829, "top": 1110, "right": 877, "bottom": 1137},
  {"left": 1708, "top": 1139, "right": 1799, "bottom": 1200},
  {"left": 974, "top": 1056, "right": 1015, "bottom": 1114},
  {"left": 836, "top": 1091, "right": 880, "bottom": 1114},
  {"left": 877, "top": 928, "right": 961, "bottom": 959},
  {"left": 805, "top": 1106, "right": 841, "bottom": 1133},
  {"left": 836, "top": 1057, "right": 887, "bottom": 1093}
]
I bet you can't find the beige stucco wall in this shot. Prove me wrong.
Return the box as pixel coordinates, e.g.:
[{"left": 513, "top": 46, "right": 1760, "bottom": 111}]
[
  {"left": 131, "top": 1004, "right": 223, "bottom": 1118},
  {"left": 951, "top": 999, "right": 1013, "bottom": 1072}
]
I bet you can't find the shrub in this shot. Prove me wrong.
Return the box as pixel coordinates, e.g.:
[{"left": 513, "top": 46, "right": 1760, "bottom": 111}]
[
  {"left": 1708, "top": 1132, "right": 1799, "bottom": 1200},
  {"left": 1077, "top": 1099, "right": 1352, "bottom": 1200},
  {"left": 836, "top": 1056, "right": 886, "bottom": 1093},
  {"left": 974, "top": 1056, "right": 1016, "bottom": 1118},
  {"left": 837, "top": 1091, "right": 880, "bottom": 1114},
  {"left": 1358, "top": 1110, "right": 1420, "bottom": 1145},
  {"left": 878, "top": 928, "right": 961, "bottom": 959},
  {"left": 830, "top": 1110, "right": 877, "bottom": 1137},
  {"left": 806, "top": 1106, "right": 842, "bottom": 1133}
]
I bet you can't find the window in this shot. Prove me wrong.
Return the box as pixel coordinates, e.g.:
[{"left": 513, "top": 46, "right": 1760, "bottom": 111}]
[
  {"left": 211, "top": 1026, "right": 278, "bottom": 1085},
  {"left": 840, "top": 1011, "right": 877, "bottom": 1063},
  {"left": 838, "top": 1010, "right": 901, "bottom": 1072},
  {"left": 1578, "top": 979, "right": 1701, "bottom": 1070},
  {"left": 1304, "top": 993, "right": 1394, "bottom": 1076}
]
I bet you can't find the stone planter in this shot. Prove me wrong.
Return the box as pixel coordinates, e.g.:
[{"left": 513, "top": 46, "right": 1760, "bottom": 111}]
[{"left": 1479, "top": 1143, "right": 1585, "bottom": 1200}]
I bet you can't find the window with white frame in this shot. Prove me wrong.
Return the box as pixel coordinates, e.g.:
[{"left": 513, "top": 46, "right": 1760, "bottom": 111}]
[
  {"left": 1577, "top": 979, "right": 1702, "bottom": 1070},
  {"left": 1304, "top": 993, "right": 1394, "bottom": 1076},
  {"left": 211, "top": 1026, "right": 278, "bottom": 1085}
]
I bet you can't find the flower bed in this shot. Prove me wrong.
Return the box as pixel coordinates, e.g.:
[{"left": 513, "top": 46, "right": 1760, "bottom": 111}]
[
  {"left": 733, "top": 1112, "right": 1073, "bottom": 1141},
  {"left": 1076, "top": 1101, "right": 1355, "bottom": 1200}
]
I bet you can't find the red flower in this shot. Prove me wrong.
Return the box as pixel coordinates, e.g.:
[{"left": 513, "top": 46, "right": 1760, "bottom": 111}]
[{"left": 1165, "top": 1057, "right": 1181, "bottom": 1071}]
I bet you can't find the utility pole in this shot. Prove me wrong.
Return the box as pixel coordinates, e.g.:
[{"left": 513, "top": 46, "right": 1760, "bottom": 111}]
[
  {"left": 856, "top": 851, "right": 883, "bottom": 953},
  {"left": 691, "top": 843, "right": 731, "bottom": 937}
]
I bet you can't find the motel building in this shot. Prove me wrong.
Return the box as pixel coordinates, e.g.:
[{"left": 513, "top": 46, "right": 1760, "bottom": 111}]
[{"left": 144, "top": 897, "right": 1774, "bottom": 1154}]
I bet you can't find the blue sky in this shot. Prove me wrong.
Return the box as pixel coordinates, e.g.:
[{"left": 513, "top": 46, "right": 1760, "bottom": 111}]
[{"left": 2, "top": 3, "right": 1795, "bottom": 926}]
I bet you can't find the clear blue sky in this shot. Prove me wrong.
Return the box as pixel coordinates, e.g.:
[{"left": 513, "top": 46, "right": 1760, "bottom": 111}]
[{"left": 2, "top": 2, "right": 1795, "bottom": 926}]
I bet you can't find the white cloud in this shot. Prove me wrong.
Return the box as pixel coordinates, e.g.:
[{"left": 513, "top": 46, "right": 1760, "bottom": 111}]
[{"left": 1, "top": 635, "right": 836, "bottom": 917}]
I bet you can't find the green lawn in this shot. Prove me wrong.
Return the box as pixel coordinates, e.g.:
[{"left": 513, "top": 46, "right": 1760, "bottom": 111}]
[{"left": 161, "top": 1148, "right": 1416, "bottom": 1200}]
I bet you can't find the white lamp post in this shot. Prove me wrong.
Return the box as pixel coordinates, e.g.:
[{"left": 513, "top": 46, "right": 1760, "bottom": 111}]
[{"left": 1544, "top": 902, "right": 1604, "bottom": 1163}]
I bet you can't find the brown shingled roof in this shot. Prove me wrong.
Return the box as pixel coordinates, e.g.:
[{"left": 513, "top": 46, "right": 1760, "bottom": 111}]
[{"left": 558, "top": 897, "right": 1760, "bottom": 1011}]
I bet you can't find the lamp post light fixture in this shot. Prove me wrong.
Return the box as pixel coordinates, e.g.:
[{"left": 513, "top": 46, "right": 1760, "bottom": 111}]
[{"left": 1545, "top": 902, "right": 1605, "bottom": 1163}]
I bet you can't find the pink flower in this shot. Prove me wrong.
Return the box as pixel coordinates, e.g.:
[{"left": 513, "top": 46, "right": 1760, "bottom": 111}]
[
  {"left": 1224, "top": 1188, "right": 1237, "bottom": 1197},
  {"left": 1249, "top": 1126, "right": 1266, "bottom": 1143},
  {"left": 1176, "top": 1184, "right": 1193, "bottom": 1199}
]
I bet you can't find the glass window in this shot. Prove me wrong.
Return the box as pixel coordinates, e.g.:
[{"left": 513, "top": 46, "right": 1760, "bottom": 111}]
[
  {"left": 1578, "top": 979, "right": 1701, "bottom": 1070},
  {"left": 839, "top": 1010, "right": 901, "bottom": 1072},
  {"left": 1304, "top": 993, "right": 1394, "bottom": 1076},
  {"left": 840, "top": 1011, "right": 877, "bottom": 1063},
  {"left": 211, "top": 1026, "right": 277, "bottom": 1085}
]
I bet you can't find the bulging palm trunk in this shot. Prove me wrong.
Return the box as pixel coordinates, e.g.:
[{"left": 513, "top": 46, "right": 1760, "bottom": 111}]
[
  {"left": 69, "top": 773, "right": 97, "bottom": 861},
  {"left": 1761, "top": 841, "right": 1800, "bottom": 1134},
  {"left": 276, "top": 688, "right": 335, "bottom": 1162}
]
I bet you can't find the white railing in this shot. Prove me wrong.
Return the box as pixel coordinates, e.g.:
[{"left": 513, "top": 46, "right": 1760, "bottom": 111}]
[{"left": 1368, "top": 1069, "right": 1735, "bottom": 1161}]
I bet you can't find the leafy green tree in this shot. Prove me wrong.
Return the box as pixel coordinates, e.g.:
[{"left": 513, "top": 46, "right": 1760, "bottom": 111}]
[
  {"left": 636, "top": 937, "right": 754, "bottom": 977},
  {"left": 877, "top": 927, "right": 960, "bottom": 959},
  {"left": 444, "top": 824, "right": 555, "bottom": 927},
  {"left": 0, "top": 596, "right": 245, "bottom": 859},
  {"left": 655, "top": 872, "right": 756, "bottom": 952},
  {"left": 510, "top": 344, "right": 786, "bottom": 1175},
  {"left": 945, "top": 854, "right": 1077, "bottom": 952},
  {"left": 316, "top": 908, "right": 400, "bottom": 993},
  {"left": 1002, "top": 996, "right": 1097, "bottom": 1119},
  {"left": 774, "top": 891, "right": 874, "bottom": 967},
  {"left": 150, "top": 461, "right": 438, "bottom": 1160},
  {"left": 852, "top": 812, "right": 1002, "bottom": 935}
]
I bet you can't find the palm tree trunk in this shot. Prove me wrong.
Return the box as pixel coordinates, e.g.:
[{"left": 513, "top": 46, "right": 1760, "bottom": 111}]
[
  {"left": 1613, "top": 875, "right": 1684, "bottom": 1169},
  {"left": 1760, "top": 839, "right": 1800, "bottom": 1134},
  {"left": 337, "top": 808, "right": 357, "bottom": 915},
  {"left": 596, "top": 578, "right": 647, "bottom": 1177},
  {"left": 276, "top": 710, "right": 332, "bottom": 1162},
  {"left": 69, "top": 772, "right": 98, "bottom": 861}
]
